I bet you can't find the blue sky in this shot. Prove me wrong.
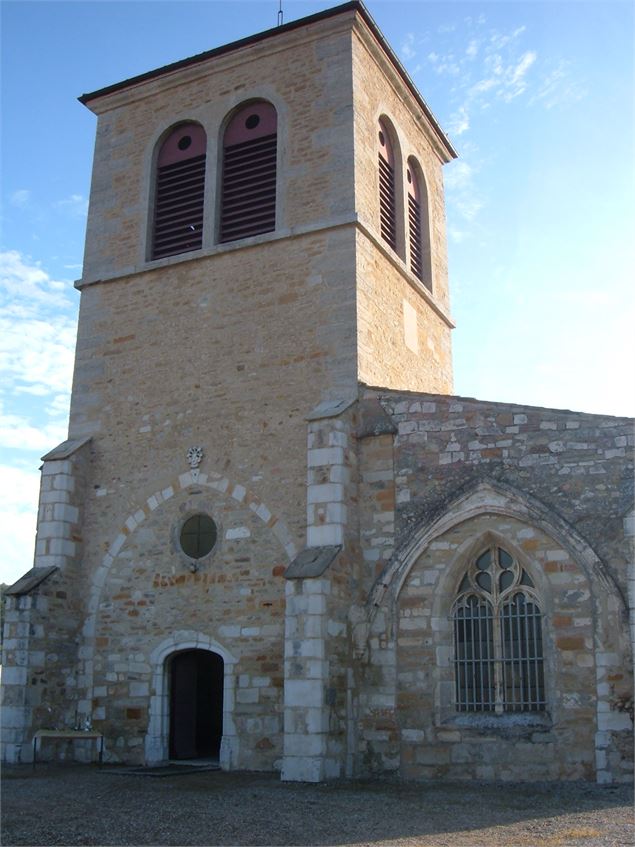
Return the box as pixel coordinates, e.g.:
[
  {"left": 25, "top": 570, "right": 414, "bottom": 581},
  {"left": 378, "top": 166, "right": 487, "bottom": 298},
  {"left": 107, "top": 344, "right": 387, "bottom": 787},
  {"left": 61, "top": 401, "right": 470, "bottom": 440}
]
[{"left": 1, "top": 0, "right": 633, "bottom": 584}]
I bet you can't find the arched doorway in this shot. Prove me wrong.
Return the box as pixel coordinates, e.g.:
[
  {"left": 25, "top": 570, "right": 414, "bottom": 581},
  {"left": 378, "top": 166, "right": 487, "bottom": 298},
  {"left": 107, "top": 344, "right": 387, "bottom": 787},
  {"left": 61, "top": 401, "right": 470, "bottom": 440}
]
[{"left": 169, "top": 649, "right": 224, "bottom": 760}]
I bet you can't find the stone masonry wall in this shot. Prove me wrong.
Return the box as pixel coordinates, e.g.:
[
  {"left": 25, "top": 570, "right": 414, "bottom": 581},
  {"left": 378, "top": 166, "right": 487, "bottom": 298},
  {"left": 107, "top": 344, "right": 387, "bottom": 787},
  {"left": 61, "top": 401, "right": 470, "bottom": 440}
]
[
  {"left": 355, "top": 387, "right": 634, "bottom": 782},
  {"left": 351, "top": 23, "right": 454, "bottom": 395},
  {"left": 82, "top": 13, "right": 357, "bottom": 280}
]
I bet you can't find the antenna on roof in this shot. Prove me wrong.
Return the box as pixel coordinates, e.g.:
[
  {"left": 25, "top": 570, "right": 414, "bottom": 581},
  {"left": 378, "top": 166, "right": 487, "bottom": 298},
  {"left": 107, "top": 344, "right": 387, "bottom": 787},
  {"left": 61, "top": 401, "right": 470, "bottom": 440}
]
[{"left": 277, "top": 0, "right": 283, "bottom": 26}]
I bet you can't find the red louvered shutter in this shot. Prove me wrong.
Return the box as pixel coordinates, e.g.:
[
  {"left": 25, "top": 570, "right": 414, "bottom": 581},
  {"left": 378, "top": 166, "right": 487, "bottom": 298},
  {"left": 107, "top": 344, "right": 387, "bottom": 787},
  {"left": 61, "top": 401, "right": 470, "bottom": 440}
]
[
  {"left": 407, "top": 166, "right": 423, "bottom": 282},
  {"left": 378, "top": 122, "right": 396, "bottom": 251},
  {"left": 220, "top": 102, "right": 277, "bottom": 243},
  {"left": 152, "top": 124, "right": 207, "bottom": 260}
]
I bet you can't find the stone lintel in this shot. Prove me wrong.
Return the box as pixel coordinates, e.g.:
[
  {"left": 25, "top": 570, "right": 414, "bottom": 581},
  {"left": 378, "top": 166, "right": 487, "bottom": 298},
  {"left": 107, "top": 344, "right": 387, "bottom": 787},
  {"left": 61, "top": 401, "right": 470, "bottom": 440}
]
[{"left": 285, "top": 546, "right": 342, "bottom": 579}]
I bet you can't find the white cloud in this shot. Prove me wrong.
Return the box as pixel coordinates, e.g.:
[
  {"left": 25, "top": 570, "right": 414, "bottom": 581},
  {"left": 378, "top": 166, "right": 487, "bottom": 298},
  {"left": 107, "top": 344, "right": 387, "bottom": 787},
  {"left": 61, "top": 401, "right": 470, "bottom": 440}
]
[
  {"left": 0, "top": 408, "right": 68, "bottom": 452},
  {"left": 0, "top": 464, "right": 40, "bottom": 585},
  {"left": 0, "top": 252, "right": 77, "bottom": 405},
  {"left": 0, "top": 250, "right": 74, "bottom": 310},
  {"left": 466, "top": 39, "right": 479, "bottom": 59},
  {"left": 402, "top": 33, "right": 416, "bottom": 60},
  {"left": 0, "top": 251, "right": 77, "bottom": 584},
  {"left": 444, "top": 161, "right": 473, "bottom": 191},
  {"left": 447, "top": 106, "right": 470, "bottom": 136},
  {"left": 444, "top": 160, "right": 484, "bottom": 225},
  {"left": 10, "top": 189, "right": 31, "bottom": 209},
  {"left": 0, "top": 314, "right": 76, "bottom": 398},
  {"left": 530, "top": 59, "right": 586, "bottom": 109},
  {"left": 55, "top": 193, "right": 88, "bottom": 217}
]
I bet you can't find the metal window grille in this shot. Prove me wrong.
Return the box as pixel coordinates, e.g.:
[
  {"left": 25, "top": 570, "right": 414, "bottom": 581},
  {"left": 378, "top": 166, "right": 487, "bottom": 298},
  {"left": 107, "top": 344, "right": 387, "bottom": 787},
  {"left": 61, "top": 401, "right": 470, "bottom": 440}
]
[
  {"left": 453, "top": 546, "right": 545, "bottom": 714},
  {"left": 408, "top": 193, "right": 423, "bottom": 281},
  {"left": 378, "top": 153, "right": 397, "bottom": 250},
  {"left": 220, "top": 133, "right": 277, "bottom": 243},
  {"left": 501, "top": 593, "right": 545, "bottom": 711},
  {"left": 454, "top": 595, "right": 495, "bottom": 712}
]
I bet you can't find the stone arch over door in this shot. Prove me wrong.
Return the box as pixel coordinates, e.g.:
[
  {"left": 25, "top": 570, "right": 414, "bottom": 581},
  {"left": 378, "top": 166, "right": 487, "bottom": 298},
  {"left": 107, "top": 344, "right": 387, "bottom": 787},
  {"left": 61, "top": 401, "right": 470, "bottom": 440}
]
[
  {"left": 78, "top": 465, "right": 296, "bottom": 725},
  {"left": 145, "top": 632, "right": 238, "bottom": 768}
]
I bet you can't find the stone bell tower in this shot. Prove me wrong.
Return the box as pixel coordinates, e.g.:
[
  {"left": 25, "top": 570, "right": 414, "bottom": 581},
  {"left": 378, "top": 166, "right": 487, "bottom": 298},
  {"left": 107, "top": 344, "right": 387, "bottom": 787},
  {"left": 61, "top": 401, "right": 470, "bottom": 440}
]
[{"left": 2, "top": 1, "right": 456, "bottom": 777}]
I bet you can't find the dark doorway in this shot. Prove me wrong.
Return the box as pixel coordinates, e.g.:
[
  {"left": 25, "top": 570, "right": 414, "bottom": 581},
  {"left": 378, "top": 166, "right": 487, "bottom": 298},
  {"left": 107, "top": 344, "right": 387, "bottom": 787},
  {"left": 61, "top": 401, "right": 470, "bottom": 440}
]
[{"left": 169, "top": 650, "right": 224, "bottom": 760}]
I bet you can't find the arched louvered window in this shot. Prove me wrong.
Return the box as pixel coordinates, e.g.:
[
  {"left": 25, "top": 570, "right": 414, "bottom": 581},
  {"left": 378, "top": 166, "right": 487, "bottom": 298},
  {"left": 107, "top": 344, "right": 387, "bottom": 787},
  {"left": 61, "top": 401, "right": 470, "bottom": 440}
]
[
  {"left": 378, "top": 120, "right": 397, "bottom": 251},
  {"left": 220, "top": 101, "right": 277, "bottom": 243},
  {"left": 453, "top": 546, "right": 545, "bottom": 713},
  {"left": 151, "top": 123, "right": 206, "bottom": 260},
  {"left": 406, "top": 160, "right": 430, "bottom": 288}
]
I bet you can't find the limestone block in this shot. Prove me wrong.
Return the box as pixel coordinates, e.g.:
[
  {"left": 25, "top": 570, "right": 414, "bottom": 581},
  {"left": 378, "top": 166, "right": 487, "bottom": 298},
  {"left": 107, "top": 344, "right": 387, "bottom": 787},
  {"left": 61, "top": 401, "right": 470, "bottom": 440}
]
[
  {"left": 281, "top": 755, "right": 324, "bottom": 783},
  {"left": 283, "top": 732, "right": 326, "bottom": 757},
  {"left": 284, "top": 679, "right": 323, "bottom": 706}
]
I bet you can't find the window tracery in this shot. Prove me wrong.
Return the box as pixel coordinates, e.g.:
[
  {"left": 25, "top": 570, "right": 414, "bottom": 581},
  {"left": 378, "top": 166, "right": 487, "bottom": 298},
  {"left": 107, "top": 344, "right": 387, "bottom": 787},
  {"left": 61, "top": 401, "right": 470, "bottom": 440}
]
[{"left": 453, "top": 546, "right": 545, "bottom": 713}]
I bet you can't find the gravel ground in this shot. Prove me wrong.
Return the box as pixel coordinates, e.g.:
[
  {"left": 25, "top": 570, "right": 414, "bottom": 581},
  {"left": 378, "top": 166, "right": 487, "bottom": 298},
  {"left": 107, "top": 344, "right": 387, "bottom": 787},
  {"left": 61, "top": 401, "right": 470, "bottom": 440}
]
[{"left": 1, "top": 764, "right": 633, "bottom": 847}]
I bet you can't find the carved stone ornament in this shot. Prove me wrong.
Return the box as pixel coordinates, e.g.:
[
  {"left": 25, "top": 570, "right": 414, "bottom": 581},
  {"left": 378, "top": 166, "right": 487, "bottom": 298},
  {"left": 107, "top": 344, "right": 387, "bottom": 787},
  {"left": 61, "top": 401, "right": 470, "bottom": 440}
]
[{"left": 186, "top": 446, "right": 204, "bottom": 469}]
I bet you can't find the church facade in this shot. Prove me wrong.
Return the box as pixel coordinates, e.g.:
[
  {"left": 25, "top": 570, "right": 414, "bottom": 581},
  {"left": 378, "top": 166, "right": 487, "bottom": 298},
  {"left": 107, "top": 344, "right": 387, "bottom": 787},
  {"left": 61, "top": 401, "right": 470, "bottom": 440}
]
[{"left": 2, "top": 1, "right": 633, "bottom": 784}]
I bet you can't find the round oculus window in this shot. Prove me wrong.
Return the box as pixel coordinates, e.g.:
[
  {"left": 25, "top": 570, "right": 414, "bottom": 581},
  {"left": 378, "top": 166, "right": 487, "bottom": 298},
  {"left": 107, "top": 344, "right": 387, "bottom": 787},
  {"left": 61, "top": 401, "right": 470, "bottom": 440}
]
[
  {"left": 180, "top": 514, "right": 217, "bottom": 559},
  {"left": 177, "top": 135, "right": 192, "bottom": 151},
  {"left": 245, "top": 114, "right": 260, "bottom": 130}
]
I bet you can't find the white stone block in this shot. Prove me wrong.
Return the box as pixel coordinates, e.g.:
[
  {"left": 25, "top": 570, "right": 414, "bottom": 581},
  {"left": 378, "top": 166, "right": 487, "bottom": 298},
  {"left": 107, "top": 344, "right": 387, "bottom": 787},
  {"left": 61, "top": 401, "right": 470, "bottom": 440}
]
[
  {"left": 307, "top": 483, "right": 344, "bottom": 504},
  {"left": 597, "top": 711, "right": 632, "bottom": 731},
  {"left": 130, "top": 682, "right": 149, "bottom": 697},
  {"left": 1, "top": 666, "right": 27, "bottom": 685},
  {"left": 281, "top": 756, "right": 324, "bottom": 783},
  {"left": 178, "top": 472, "right": 193, "bottom": 488},
  {"left": 42, "top": 459, "right": 72, "bottom": 476},
  {"left": 308, "top": 447, "right": 344, "bottom": 468},
  {"left": 283, "top": 733, "right": 326, "bottom": 757},
  {"left": 1, "top": 706, "right": 28, "bottom": 728},
  {"left": 329, "top": 464, "right": 350, "bottom": 484},
  {"left": 35, "top": 521, "right": 65, "bottom": 539},
  {"left": 226, "top": 526, "right": 251, "bottom": 540},
  {"left": 284, "top": 679, "right": 323, "bottom": 707},
  {"left": 402, "top": 729, "right": 425, "bottom": 742},
  {"left": 596, "top": 652, "right": 620, "bottom": 667},
  {"left": 53, "top": 475, "right": 75, "bottom": 492},
  {"left": 49, "top": 538, "right": 75, "bottom": 557},
  {"left": 307, "top": 524, "right": 342, "bottom": 546},
  {"left": 328, "top": 430, "right": 347, "bottom": 448},
  {"left": 218, "top": 625, "right": 241, "bottom": 638},
  {"left": 286, "top": 638, "right": 325, "bottom": 660},
  {"left": 53, "top": 503, "right": 79, "bottom": 523},
  {"left": 326, "top": 502, "right": 347, "bottom": 524},
  {"left": 110, "top": 534, "right": 126, "bottom": 556}
]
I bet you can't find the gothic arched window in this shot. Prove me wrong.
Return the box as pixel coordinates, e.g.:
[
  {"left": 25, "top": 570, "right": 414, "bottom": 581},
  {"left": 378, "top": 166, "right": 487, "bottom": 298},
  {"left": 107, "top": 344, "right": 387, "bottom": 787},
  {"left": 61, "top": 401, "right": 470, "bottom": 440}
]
[
  {"left": 406, "top": 158, "right": 431, "bottom": 290},
  {"left": 377, "top": 119, "right": 397, "bottom": 251},
  {"left": 453, "top": 546, "right": 545, "bottom": 713},
  {"left": 220, "top": 101, "right": 277, "bottom": 243},
  {"left": 151, "top": 123, "right": 207, "bottom": 260}
]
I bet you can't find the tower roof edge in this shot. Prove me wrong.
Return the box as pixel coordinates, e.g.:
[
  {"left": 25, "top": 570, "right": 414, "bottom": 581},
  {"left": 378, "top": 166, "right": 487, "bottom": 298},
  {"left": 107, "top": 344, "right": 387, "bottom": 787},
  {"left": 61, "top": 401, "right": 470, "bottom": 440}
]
[{"left": 77, "top": 1, "right": 457, "bottom": 160}]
